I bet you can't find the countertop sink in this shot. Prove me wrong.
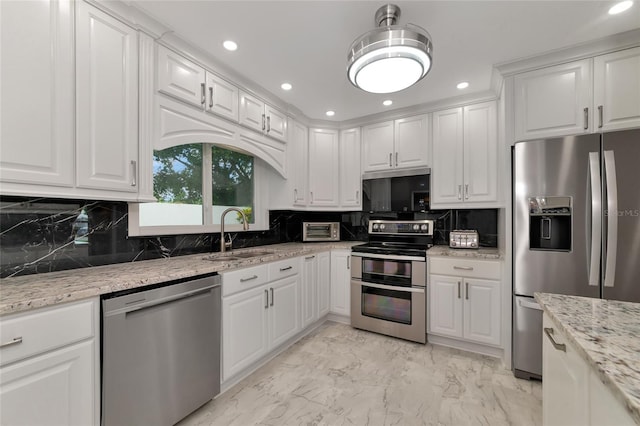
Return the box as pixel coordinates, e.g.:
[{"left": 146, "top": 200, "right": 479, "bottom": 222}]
[{"left": 203, "top": 250, "right": 277, "bottom": 261}]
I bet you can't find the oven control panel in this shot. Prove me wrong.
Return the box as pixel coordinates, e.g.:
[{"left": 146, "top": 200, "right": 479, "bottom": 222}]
[{"left": 369, "top": 220, "right": 434, "bottom": 236}]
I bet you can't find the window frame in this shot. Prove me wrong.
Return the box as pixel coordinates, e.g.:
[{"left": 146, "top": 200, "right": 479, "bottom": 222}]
[{"left": 128, "top": 144, "right": 269, "bottom": 237}]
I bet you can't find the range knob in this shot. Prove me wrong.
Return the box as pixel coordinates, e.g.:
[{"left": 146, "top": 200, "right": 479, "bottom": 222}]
[
  {"left": 372, "top": 223, "right": 379, "bottom": 230},
  {"left": 379, "top": 224, "right": 386, "bottom": 230},
  {"left": 421, "top": 224, "right": 429, "bottom": 231},
  {"left": 413, "top": 224, "right": 420, "bottom": 231}
]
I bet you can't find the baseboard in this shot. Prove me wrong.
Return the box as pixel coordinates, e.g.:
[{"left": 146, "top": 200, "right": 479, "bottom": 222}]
[
  {"left": 326, "top": 312, "right": 350, "bottom": 325},
  {"left": 427, "top": 334, "right": 504, "bottom": 360}
]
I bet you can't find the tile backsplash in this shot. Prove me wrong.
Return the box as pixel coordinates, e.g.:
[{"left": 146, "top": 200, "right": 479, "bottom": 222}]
[{"left": 0, "top": 196, "right": 497, "bottom": 278}]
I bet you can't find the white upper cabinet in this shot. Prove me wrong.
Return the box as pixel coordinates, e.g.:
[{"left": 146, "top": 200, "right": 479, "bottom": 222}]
[
  {"left": 514, "top": 59, "right": 592, "bottom": 140},
  {"left": 0, "top": 0, "right": 75, "bottom": 187},
  {"left": 290, "top": 120, "right": 308, "bottom": 206},
  {"left": 157, "top": 45, "right": 240, "bottom": 122},
  {"left": 339, "top": 127, "right": 362, "bottom": 208},
  {"left": 308, "top": 128, "right": 340, "bottom": 206},
  {"left": 431, "top": 101, "right": 498, "bottom": 207},
  {"left": 76, "top": 2, "right": 139, "bottom": 192},
  {"left": 593, "top": 47, "right": 640, "bottom": 132},
  {"left": 239, "top": 91, "right": 288, "bottom": 142},
  {"left": 362, "top": 115, "right": 429, "bottom": 172}
]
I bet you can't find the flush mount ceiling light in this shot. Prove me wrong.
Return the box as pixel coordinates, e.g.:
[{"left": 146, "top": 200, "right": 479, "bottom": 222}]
[
  {"left": 223, "top": 40, "right": 238, "bottom": 51},
  {"left": 456, "top": 81, "right": 469, "bottom": 89},
  {"left": 347, "top": 4, "right": 433, "bottom": 94},
  {"left": 281, "top": 83, "right": 292, "bottom": 91}
]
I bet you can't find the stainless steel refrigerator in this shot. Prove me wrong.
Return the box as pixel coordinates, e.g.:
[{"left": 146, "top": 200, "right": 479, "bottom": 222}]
[{"left": 512, "top": 128, "right": 640, "bottom": 380}]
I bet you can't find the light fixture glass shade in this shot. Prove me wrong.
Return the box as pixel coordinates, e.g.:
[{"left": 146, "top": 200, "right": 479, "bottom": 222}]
[{"left": 347, "top": 6, "right": 433, "bottom": 94}]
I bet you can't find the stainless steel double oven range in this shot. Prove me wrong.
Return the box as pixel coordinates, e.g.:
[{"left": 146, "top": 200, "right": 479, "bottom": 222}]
[{"left": 350, "top": 220, "right": 434, "bottom": 344}]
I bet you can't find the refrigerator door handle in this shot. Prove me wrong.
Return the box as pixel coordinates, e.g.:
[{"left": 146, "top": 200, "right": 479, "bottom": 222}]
[
  {"left": 603, "top": 150, "right": 618, "bottom": 288},
  {"left": 588, "top": 152, "right": 602, "bottom": 287},
  {"left": 518, "top": 298, "right": 542, "bottom": 311}
]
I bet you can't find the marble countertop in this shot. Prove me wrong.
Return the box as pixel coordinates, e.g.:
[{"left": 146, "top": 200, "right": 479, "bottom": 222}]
[
  {"left": 427, "top": 245, "right": 502, "bottom": 260},
  {"left": 535, "top": 293, "right": 640, "bottom": 424},
  {"left": 0, "top": 242, "right": 363, "bottom": 317}
]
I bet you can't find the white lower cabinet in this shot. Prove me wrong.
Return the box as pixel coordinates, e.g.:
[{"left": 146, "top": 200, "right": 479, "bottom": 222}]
[
  {"left": 330, "top": 250, "right": 351, "bottom": 317},
  {"left": 0, "top": 299, "right": 99, "bottom": 426},
  {"left": 428, "top": 257, "right": 501, "bottom": 347},
  {"left": 317, "top": 251, "right": 331, "bottom": 317},
  {"left": 222, "top": 263, "right": 300, "bottom": 382},
  {"left": 302, "top": 254, "right": 319, "bottom": 328},
  {"left": 542, "top": 313, "right": 635, "bottom": 426}
]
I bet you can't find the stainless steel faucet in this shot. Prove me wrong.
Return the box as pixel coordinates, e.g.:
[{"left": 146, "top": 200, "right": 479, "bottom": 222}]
[{"left": 220, "top": 207, "right": 249, "bottom": 252}]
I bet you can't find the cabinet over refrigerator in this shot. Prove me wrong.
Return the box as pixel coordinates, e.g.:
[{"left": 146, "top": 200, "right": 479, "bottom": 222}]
[{"left": 512, "top": 128, "right": 640, "bottom": 380}]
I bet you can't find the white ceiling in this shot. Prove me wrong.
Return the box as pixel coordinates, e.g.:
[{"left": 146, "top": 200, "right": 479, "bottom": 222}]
[{"left": 131, "top": 1, "right": 640, "bottom": 121}]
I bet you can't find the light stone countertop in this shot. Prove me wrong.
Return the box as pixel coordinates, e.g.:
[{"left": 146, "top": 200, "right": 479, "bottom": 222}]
[
  {"left": 427, "top": 245, "right": 502, "bottom": 260},
  {"left": 535, "top": 292, "right": 640, "bottom": 424},
  {"left": 0, "top": 242, "right": 364, "bottom": 317}
]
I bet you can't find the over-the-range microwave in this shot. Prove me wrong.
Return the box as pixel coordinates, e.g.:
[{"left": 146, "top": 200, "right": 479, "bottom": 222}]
[
  {"left": 362, "top": 168, "right": 430, "bottom": 213},
  {"left": 302, "top": 222, "right": 340, "bottom": 242}
]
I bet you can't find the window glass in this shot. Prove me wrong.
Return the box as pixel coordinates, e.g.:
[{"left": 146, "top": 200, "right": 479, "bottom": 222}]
[
  {"left": 139, "top": 144, "right": 203, "bottom": 226},
  {"left": 211, "top": 146, "right": 254, "bottom": 224}
]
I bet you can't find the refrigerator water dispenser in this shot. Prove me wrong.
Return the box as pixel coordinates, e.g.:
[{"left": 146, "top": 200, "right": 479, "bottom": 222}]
[{"left": 528, "top": 196, "right": 572, "bottom": 251}]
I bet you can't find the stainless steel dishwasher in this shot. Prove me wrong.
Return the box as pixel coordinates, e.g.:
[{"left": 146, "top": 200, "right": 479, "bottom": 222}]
[{"left": 101, "top": 273, "right": 221, "bottom": 426}]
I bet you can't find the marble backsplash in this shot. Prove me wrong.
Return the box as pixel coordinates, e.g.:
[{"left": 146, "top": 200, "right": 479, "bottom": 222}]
[{"left": 0, "top": 196, "right": 497, "bottom": 278}]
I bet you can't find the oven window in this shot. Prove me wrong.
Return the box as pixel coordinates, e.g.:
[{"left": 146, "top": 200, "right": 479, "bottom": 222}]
[
  {"left": 361, "top": 286, "right": 411, "bottom": 325},
  {"left": 306, "top": 225, "right": 331, "bottom": 237},
  {"left": 362, "top": 259, "right": 411, "bottom": 286}
]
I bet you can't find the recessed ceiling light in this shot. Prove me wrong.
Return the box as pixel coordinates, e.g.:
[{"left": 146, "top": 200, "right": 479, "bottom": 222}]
[
  {"left": 609, "top": 1, "right": 633, "bottom": 14},
  {"left": 325, "top": 110, "right": 335, "bottom": 117},
  {"left": 383, "top": 100, "right": 393, "bottom": 106},
  {"left": 223, "top": 40, "right": 238, "bottom": 51},
  {"left": 457, "top": 81, "right": 470, "bottom": 89},
  {"left": 281, "top": 83, "right": 292, "bottom": 91}
]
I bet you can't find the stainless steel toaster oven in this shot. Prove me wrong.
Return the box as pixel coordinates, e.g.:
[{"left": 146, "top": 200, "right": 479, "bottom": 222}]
[{"left": 302, "top": 222, "right": 340, "bottom": 242}]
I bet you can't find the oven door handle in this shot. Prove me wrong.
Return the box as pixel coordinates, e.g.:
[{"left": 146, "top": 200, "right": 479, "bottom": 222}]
[
  {"left": 350, "top": 252, "right": 426, "bottom": 262},
  {"left": 351, "top": 279, "right": 425, "bottom": 294}
]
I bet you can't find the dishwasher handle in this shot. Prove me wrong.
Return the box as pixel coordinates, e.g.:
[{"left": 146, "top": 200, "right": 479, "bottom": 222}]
[{"left": 107, "top": 283, "right": 220, "bottom": 316}]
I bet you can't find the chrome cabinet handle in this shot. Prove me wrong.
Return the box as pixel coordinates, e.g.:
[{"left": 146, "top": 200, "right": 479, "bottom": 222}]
[
  {"left": 310, "top": 191, "right": 314, "bottom": 204},
  {"left": 356, "top": 190, "right": 359, "bottom": 200},
  {"left": 279, "top": 266, "right": 293, "bottom": 272},
  {"left": 389, "top": 153, "right": 393, "bottom": 167},
  {"left": 598, "top": 105, "right": 603, "bottom": 129},
  {"left": 457, "top": 281, "right": 461, "bottom": 299},
  {"left": 583, "top": 107, "right": 589, "bottom": 130},
  {"left": 200, "top": 83, "right": 206, "bottom": 105},
  {"left": 465, "top": 282, "right": 469, "bottom": 300},
  {"left": 240, "top": 275, "right": 258, "bottom": 282},
  {"left": 294, "top": 188, "right": 298, "bottom": 202},
  {"left": 270, "top": 288, "right": 274, "bottom": 306},
  {"left": 266, "top": 116, "right": 271, "bottom": 132},
  {"left": 262, "top": 114, "right": 266, "bottom": 131},
  {"left": 265, "top": 289, "right": 269, "bottom": 309},
  {"left": 395, "top": 152, "right": 398, "bottom": 167},
  {"left": 0, "top": 336, "right": 23, "bottom": 349},
  {"left": 544, "top": 328, "right": 566, "bottom": 352},
  {"left": 209, "top": 87, "right": 213, "bottom": 108},
  {"left": 130, "top": 160, "right": 137, "bottom": 187},
  {"left": 453, "top": 266, "right": 473, "bottom": 271},
  {"left": 305, "top": 255, "right": 315, "bottom": 260},
  {"left": 347, "top": 255, "right": 350, "bottom": 269},
  {"left": 465, "top": 184, "right": 469, "bottom": 199},
  {"left": 457, "top": 185, "right": 462, "bottom": 200}
]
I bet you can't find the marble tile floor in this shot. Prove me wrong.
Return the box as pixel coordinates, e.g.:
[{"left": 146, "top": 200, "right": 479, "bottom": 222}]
[{"left": 179, "top": 322, "right": 542, "bottom": 426}]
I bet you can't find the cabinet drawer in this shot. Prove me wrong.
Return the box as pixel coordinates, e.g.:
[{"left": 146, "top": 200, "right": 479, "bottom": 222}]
[
  {"left": 222, "top": 265, "right": 269, "bottom": 297},
  {"left": 0, "top": 299, "right": 95, "bottom": 367},
  {"left": 268, "top": 257, "right": 301, "bottom": 281},
  {"left": 429, "top": 257, "right": 501, "bottom": 280}
]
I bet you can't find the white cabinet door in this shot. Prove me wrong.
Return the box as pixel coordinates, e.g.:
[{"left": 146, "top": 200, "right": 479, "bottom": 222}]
[
  {"left": 394, "top": 114, "right": 429, "bottom": 169},
  {"left": 0, "top": 0, "right": 74, "bottom": 187},
  {"left": 362, "top": 121, "right": 394, "bottom": 172},
  {"left": 588, "top": 370, "right": 636, "bottom": 426},
  {"left": 593, "top": 47, "right": 640, "bottom": 132},
  {"left": 330, "top": 250, "right": 351, "bottom": 317},
  {"left": 222, "top": 286, "right": 269, "bottom": 381},
  {"left": 0, "top": 340, "right": 95, "bottom": 426},
  {"left": 317, "top": 251, "right": 332, "bottom": 317},
  {"left": 265, "top": 105, "right": 288, "bottom": 142},
  {"left": 239, "top": 91, "right": 265, "bottom": 133},
  {"left": 514, "top": 59, "right": 592, "bottom": 140},
  {"left": 429, "top": 274, "right": 463, "bottom": 339},
  {"left": 463, "top": 278, "right": 501, "bottom": 346},
  {"left": 76, "top": 2, "right": 138, "bottom": 193},
  {"left": 308, "top": 128, "right": 339, "bottom": 206},
  {"left": 269, "top": 275, "right": 300, "bottom": 348},
  {"left": 205, "top": 73, "right": 239, "bottom": 121},
  {"left": 463, "top": 101, "right": 497, "bottom": 203},
  {"left": 302, "top": 255, "right": 318, "bottom": 329},
  {"left": 542, "top": 314, "right": 589, "bottom": 426},
  {"left": 157, "top": 45, "right": 205, "bottom": 108},
  {"left": 432, "top": 108, "right": 464, "bottom": 205},
  {"left": 290, "top": 121, "right": 308, "bottom": 206},
  {"left": 340, "top": 127, "right": 362, "bottom": 207}
]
